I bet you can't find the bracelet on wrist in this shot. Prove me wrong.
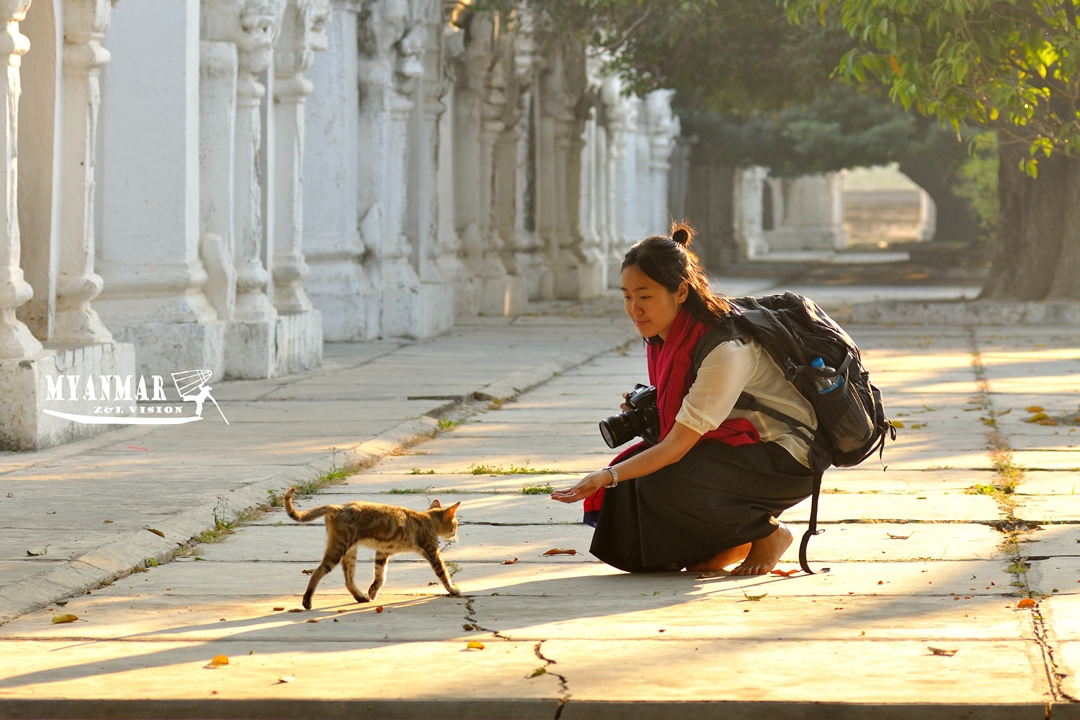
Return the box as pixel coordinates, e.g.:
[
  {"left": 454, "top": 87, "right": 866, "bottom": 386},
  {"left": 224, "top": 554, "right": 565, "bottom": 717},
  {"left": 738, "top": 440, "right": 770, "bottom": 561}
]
[{"left": 604, "top": 466, "right": 619, "bottom": 488}]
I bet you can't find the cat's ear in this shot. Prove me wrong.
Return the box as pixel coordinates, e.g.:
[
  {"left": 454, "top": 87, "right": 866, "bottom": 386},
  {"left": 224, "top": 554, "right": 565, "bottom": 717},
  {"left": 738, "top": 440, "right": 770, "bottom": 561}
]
[
  {"left": 427, "top": 499, "right": 442, "bottom": 510},
  {"left": 444, "top": 501, "right": 461, "bottom": 519}
]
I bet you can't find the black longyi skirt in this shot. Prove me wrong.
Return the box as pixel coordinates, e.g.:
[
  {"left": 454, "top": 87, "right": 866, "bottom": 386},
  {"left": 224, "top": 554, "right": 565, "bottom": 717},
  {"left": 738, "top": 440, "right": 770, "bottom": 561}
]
[{"left": 590, "top": 441, "right": 814, "bottom": 573}]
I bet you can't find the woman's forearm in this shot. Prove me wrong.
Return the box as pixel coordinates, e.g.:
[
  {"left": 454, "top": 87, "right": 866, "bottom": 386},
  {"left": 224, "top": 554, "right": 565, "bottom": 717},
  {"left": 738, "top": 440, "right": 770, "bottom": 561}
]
[
  {"left": 550, "top": 422, "right": 702, "bottom": 504},
  {"left": 611, "top": 422, "right": 701, "bottom": 482}
]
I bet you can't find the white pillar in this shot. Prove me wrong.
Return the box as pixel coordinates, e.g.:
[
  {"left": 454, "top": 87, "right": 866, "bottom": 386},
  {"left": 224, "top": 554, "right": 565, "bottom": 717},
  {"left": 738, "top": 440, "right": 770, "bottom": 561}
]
[
  {"left": 509, "top": 44, "right": 551, "bottom": 301},
  {"left": 199, "top": 36, "right": 238, "bottom": 323},
  {"left": 95, "top": 0, "right": 224, "bottom": 378},
  {"left": 0, "top": 0, "right": 41, "bottom": 359},
  {"left": 355, "top": 0, "right": 416, "bottom": 337},
  {"left": 602, "top": 72, "right": 636, "bottom": 287},
  {"left": 52, "top": 0, "right": 112, "bottom": 342},
  {"left": 302, "top": 0, "right": 378, "bottom": 340},
  {"left": 267, "top": 0, "right": 326, "bottom": 373},
  {"left": 645, "top": 89, "right": 677, "bottom": 237},
  {"left": 733, "top": 167, "right": 769, "bottom": 259},
  {"left": 399, "top": 0, "right": 452, "bottom": 333}
]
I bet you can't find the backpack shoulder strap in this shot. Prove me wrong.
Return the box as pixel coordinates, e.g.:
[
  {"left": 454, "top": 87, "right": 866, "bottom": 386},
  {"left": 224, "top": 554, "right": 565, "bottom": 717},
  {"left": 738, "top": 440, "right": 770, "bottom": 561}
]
[{"left": 690, "top": 319, "right": 747, "bottom": 383}]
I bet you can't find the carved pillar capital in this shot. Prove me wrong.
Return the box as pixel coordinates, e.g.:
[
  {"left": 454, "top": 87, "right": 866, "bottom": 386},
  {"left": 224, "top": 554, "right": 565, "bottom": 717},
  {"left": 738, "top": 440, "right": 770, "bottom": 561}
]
[{"left": 273, "top": 0, "right": 328, "bottom": 101}]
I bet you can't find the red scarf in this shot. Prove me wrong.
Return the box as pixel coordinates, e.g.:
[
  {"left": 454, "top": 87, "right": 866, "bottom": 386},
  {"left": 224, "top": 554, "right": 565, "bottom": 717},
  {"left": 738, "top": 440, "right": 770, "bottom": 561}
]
[{"left": 583, "top": 309, "right": 760, "bottom": 519}]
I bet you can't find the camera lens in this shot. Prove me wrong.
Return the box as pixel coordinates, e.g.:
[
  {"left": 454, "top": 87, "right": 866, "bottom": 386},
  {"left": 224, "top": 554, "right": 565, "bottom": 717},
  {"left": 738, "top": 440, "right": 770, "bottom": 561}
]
[{"left": 599, "top": 411, "right": 637, "bottom": 449}]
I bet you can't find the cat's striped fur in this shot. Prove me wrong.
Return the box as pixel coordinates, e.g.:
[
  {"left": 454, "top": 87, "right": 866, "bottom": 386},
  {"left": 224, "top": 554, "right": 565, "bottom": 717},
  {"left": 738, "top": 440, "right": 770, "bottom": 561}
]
[{"left": 284, "top": 487, "right": 461, "bottom": 610}]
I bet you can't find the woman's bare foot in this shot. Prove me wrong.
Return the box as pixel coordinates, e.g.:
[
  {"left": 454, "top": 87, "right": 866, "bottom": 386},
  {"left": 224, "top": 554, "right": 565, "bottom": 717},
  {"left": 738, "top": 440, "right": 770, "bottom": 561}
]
[
  {"left": 731, "top": 523, "right": 792, "bottom": 576},
  {"left": 686, "top": 543, "right": 751, "bottom": 572}
]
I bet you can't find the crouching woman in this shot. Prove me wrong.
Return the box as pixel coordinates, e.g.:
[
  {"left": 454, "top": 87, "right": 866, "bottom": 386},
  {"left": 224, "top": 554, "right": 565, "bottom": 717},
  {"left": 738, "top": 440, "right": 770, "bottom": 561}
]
[{"left": 552, "top": 224, "right": 817, "bottom": 576}]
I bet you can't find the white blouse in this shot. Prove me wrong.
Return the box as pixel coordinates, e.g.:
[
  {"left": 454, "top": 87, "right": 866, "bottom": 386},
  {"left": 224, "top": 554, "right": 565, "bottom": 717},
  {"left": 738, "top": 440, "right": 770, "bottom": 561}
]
[{"left": 673, "top": 339, "right": 818, "bottom": 467}]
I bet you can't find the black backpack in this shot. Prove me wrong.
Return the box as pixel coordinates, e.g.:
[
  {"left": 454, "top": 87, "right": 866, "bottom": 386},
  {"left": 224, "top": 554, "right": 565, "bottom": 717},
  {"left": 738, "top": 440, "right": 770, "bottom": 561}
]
[{"left": 692, "top": 292, "right": 895, "bottom": 574}]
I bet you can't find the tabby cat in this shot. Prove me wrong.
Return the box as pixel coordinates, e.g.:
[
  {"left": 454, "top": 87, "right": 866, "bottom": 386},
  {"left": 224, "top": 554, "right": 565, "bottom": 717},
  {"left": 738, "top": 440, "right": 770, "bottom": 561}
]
[{"left": 283, "top": 487, "right": 461, "bottom": 610}]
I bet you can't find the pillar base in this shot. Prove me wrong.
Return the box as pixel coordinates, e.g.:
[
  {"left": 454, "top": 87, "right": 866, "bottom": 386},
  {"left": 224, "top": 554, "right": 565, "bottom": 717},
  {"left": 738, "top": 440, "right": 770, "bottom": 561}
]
[
  {"left": 516, "top": 251, "right": 554, "bottom": 301},
  {"left": 108, "top": 321, "right": 225, "bottom": 379},
  {"left": 381, "top": 281, "right": 454, "bottom": 339},
  {"left": 304, "top": 260, "right": 382, "bottom": 341},
  {"left": 274, "top": 309, "right": 323, "bottom": 376},
  {"left": 555, "top": 260, "right": 604, "bottom": 300},
  {"left": 480, "top": 274, "right": 529, "bottom": 317},
  {"left": 224, "top": 319, "right": 276, "bottom": 380},
  {"left": 0, "top": 342, "right": 136, "bottom": 451}
]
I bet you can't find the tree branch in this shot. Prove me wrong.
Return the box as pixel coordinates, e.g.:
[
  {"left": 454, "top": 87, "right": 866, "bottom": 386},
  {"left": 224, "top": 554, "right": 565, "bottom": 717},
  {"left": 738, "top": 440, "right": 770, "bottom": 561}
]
[{"left": 602, "top": 3, "right": 652, "bottom": 53}]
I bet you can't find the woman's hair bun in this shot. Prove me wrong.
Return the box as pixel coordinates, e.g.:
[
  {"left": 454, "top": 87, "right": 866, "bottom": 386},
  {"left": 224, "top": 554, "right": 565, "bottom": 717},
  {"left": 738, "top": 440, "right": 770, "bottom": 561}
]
[{"left": 670, "top": 222, "right": 694, "bottom": 248}]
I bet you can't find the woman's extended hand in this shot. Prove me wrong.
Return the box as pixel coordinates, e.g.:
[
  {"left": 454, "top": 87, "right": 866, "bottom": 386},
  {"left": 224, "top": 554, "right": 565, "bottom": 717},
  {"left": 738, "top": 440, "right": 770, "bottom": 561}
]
[{"left": 551, "top": 470, "right": 609, "bottom": 504}]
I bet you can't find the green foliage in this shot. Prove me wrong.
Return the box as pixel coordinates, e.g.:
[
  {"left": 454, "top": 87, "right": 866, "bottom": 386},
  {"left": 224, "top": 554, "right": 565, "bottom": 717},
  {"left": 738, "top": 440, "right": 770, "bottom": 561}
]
[
  {"left": 476, "top": 0, "right": 852, "bottom": 114},
  {"left": 409, "top": 468, "right": 436, "bottom": 475},
  {"left": 951, "top": 133, "right": 1000, "bottom": 246},
  {"left": 785, "top": 0, "right": 1080, "bottom": 174},
  {"left": 470, "top": 462, "right": 561, "bottom": 475},
  {"left": 521, "top": 483, "right": 555, "bottom": 495},
  {"left": 386, "top": 487, "right": 435, "bottom": 494},
  {"left": 437, "top": 418, "right": 460, "bottom": 430},
  {"left": 682, "top": 85, "right": 971, "bottom": 177}
]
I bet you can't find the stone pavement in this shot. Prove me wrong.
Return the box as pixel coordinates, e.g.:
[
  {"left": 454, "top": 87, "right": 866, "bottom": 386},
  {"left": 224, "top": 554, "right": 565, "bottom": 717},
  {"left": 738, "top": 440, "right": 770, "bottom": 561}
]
[{"left": 2, "top": 297, "right": 1080, "bottom": 717}]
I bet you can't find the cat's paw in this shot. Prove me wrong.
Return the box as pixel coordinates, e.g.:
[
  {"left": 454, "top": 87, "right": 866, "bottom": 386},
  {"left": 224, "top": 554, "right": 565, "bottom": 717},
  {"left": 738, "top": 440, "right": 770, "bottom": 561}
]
[
  {"left": 302, "top": 596, "right": 313, "bottom": 610},
  {"left": 352, "top": 592, "right": 371, "bottom": 604},
  {"left": 447, "top": 586, "right": 462, "bottom": 596}
]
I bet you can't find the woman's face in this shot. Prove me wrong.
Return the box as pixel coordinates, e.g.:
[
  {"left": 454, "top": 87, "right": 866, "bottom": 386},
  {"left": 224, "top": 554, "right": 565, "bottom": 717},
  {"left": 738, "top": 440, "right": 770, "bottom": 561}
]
[{"left": 621, "top": 264, "right": 687, "bottom": 340}]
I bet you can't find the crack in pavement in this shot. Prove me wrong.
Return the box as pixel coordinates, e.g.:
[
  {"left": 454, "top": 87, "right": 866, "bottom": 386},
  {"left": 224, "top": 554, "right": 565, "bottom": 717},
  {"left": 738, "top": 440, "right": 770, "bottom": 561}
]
[
  {"left": 1031, "top": 602, "right": 1080, "bottom": 704},
  {"left": 968, "top": 327, "right": 1067, "bottom": 705},
  {"left": 461, "top": 598, "right": 569, "bottom": 716},
  {"left": 462, "top": 597, "right": 510, "bottom": 641},
  {"left": 533, "top": 640, "right": 570, "bottom": 718}
]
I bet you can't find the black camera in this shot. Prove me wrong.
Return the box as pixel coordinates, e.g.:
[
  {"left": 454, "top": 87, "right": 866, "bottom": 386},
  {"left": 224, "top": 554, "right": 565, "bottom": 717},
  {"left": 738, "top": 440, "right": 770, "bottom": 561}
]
[{"left": 599, "top": 384, "right": 660, "bottom": 449}]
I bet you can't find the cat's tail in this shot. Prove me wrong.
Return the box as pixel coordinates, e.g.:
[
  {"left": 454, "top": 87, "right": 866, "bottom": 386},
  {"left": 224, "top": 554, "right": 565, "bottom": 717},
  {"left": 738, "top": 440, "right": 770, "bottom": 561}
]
[{"left": 283, "top": 487, "right": 340, "bottom": 523}]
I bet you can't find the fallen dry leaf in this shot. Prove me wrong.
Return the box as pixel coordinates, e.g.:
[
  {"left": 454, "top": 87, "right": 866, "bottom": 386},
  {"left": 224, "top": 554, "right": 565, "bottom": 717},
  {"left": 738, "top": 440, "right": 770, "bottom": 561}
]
[
  {"left": 206, "top": 655, "right": 229, "bottom": 668},
  {"left": 103, "top": 519, "right": 112, "bottom": 524},
  {"left": 147, "top": 528, "right": 164, "bottom": 538},
  {"left": 771, "top": 569, "right": 799, "bottom": 577},
  {"left": 543, "top": 548, "right": 577, "bottom": 556},
  {"left": 51, "top": 613, "right": 78, "bottom": 624},
  {"left": 891, "top": 420, "right": 904, "bottom": 429},
  {"left": 275, "top": 675, "right": 294, "bottom": 684},
  {"left": 466, "top": 641, "right": 485, "bottom": 650},
  {"left": 301, "top": 569, "right": 314, "bottom": 575},
  {"left": 1026, "top": 406, "right": 1045, "bottom": 413},
  {"left": 887, "top": 533, "right": 911, "bottom": 540},
  {"left": 1017, "top": 598, "right": 1036, "bottom": 609},
  {"left": 26, "top": 545, "right": 49, "bottom": 557},
  {"left": 306, "top": 619, "right": 319, "bottom": 624},
  {"left": 502, "top": 558, "right": 519, "bottom": 565},
  {"left": 287, "top": 608, "right": 303, "bottom": 613},
  {"left": 742, "top": 592, "right": 767, "bottom": 601},
  {"left": 273, "top": 607, "right": 285, "bottom": 612},
  {"left": 528, "top": 667, "right": 547, "bottom": 678},
  {"left": 926, "top": 646, "right": 959, "bottom": 657}
]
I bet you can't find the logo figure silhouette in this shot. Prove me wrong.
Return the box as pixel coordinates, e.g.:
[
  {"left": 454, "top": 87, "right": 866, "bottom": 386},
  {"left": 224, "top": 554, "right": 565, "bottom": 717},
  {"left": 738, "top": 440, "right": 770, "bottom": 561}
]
[{"left": 173, "top": 370, "right": 229, "bottom": 424}]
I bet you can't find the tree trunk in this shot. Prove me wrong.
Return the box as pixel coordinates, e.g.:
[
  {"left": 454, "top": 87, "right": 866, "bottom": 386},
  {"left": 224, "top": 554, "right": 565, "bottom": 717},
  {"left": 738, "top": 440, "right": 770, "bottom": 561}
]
[
  {"left": 980, "top": 142, "right": 1080, "bottom": 300},
  {"left": 897, "top": 160, "right": 977, "bottom": 244},
  {"left": 1047, "top": 158, "right": 1080, "bottom": 300}
]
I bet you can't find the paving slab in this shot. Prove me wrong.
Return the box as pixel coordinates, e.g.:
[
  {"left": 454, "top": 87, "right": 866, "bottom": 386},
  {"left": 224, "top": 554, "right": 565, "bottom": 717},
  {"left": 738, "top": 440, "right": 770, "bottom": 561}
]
[
  {"left": 543, "top": 638, "right": 1049, "bottom": 704},
  {"left": 0, "top": 640, "right": 561, "bottom": 701}
]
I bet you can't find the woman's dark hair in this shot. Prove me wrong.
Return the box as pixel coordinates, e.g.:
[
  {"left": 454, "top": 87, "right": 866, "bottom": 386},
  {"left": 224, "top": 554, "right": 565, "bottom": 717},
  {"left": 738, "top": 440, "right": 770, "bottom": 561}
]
[{"left": 621, "top": 221, "right": 734, "bottom": 324}]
